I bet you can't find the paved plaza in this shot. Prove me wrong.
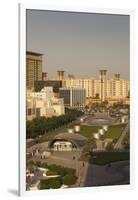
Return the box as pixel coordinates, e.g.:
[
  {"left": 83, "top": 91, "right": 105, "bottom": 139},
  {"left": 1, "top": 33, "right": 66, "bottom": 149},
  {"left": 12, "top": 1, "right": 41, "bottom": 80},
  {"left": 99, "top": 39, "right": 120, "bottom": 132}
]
[{"left": 84, "top": 160, "right": 130, "bottom": 187}]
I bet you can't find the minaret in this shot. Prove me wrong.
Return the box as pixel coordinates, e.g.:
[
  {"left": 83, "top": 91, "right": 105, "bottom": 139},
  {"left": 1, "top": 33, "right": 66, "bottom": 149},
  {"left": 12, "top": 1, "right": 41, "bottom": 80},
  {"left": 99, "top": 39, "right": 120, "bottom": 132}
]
[
  {"left": 99, "top": 70, "right": 107, "bottom": 102},
  {"left": 114, "top": 74, "right": 120, "bottom": 80},
  {"left": 57, "top": 71, "right": 65, "bottom": 80}
]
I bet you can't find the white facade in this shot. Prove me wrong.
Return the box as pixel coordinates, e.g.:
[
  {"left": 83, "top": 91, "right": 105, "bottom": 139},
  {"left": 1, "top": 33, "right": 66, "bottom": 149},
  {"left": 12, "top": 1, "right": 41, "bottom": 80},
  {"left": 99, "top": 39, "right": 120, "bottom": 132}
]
[
  {"left": 26, "top": 87, "right": 65, "bottom": 120},
  {"left": 63, "top": 72, "right": 129, "bottom": 101},
  {"left": 53, "top": 141, "right": 73, "bottom": 151}
]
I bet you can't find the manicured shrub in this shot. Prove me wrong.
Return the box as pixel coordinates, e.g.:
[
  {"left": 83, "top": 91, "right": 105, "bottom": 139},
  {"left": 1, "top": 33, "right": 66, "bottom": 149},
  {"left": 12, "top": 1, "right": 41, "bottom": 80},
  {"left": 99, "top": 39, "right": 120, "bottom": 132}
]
[
  {"left": 63, "top": 174, "right": 77, "bottom": 186},
  {"left": 57, "top": 166, "right": 65, "bottom": 176},
  {"left": 48, "top": 165, "right": 65, "bottom": 176},
  {"left": 41, "top": 162, "right": 48, "bottom": 168},
  {"left": 46, "top": 170, "right": 58, "bottom": 176},
  {"left": 49, "top": 177, "right": 62, "bottom": 189},
  {"left": 48, "top": 164, "right": 58, "bottom": 171},
  {"left": 35, "top": 161, "right": 41, "bottom": 167},
  {"left": 49, "top": 179, "right": 61, "bottom": 189},
  {"left": 65, "top": 168, "right": 76, "bottom": 176},
  {"left": 40, "top": 179, "right": 50, "bottom": 190}
]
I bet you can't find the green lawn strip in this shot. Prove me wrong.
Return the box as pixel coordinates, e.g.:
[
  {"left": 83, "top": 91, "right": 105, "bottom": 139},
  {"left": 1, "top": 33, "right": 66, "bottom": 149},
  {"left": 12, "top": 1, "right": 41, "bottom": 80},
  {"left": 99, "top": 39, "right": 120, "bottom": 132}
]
[
  {"left": 105, "top": 124, "right": 126, "bottom": 140},
  {"left": 78, "top": 124, "right": 126, "bottom": 140},
  {"left": 79, "top": 125, "right": 100, "bottom": 138},
  {"left": 90, "top": 152, "right": 130, "bottom": 165},
  {"left": 36, "top": 123, "right": 126, "bottom": 143}
]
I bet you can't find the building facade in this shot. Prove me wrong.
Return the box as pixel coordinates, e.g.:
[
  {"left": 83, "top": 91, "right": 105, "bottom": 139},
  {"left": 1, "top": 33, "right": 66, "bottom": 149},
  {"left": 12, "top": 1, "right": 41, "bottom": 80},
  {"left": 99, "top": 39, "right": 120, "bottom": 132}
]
[
  {"left": 59, "top": 87, "right": 86, "bottom": 108},
  {"left": 26, "top": 51, "right": 43, "bottom": 89},
  {"left": 48, "top": 132, "right": 88, "bottom": 152},
  {"left": 63, "top": 70, "right": 129, "bottom": 103},
  {"left": 26, "top": 87, "right": 65, "bottom": 121}
]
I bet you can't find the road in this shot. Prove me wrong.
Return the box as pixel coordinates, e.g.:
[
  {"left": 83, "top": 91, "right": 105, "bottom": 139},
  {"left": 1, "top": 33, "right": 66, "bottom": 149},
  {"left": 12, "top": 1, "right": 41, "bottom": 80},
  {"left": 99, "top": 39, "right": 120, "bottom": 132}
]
[{"left": 114, "top": 122, "right": 129, "bottom": 150}]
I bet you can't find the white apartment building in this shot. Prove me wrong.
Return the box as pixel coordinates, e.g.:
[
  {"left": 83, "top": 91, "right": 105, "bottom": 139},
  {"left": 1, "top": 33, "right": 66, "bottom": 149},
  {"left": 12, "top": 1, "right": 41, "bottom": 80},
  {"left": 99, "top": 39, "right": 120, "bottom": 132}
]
[
  {"left": 63, "top": 71, "right": 129, "bottom": 101},
  {"left": 108, "top": 79, "right": 129, "bottom": 100},
  {"left": 26, "top": 87, "right": 65, "bottom": 121},
  {"left": 63, "top": 78, "right": 95, "bottom": 98}
]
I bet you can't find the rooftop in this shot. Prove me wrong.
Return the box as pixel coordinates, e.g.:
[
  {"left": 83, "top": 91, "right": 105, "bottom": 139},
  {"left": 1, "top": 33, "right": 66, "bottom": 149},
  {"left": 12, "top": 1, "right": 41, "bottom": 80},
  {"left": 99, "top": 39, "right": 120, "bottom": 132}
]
[
  {"left": 49, "top": 132, "right": 88, "bottom": 148},
  {"left": 26, "top": 51, "right": 43, "bottom": 56}
]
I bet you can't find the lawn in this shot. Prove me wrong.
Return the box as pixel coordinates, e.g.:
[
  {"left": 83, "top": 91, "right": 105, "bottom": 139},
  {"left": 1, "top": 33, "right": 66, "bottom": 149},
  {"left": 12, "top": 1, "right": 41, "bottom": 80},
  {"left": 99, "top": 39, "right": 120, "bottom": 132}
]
[
  {"left": 79, "top": 125, "right": 100, "bottom": 138},
  {"left": 36, "top": 123, "right": 126, "bottom": 144},
  {"left": 90, "top": 151, "right": 130, "bottom": 165},
  {"left": 105, "top": 124, "right": 126, "bottom": 140},
  {"left": 78, "top": 124, "right": 126, "bottom": 140}
]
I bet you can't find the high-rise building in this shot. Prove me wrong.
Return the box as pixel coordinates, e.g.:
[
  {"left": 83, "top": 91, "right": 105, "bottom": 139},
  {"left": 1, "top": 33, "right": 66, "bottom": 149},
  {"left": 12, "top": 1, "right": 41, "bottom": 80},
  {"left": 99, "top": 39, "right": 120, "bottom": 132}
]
[
  {"left": 108, "top": 75, "right": 129, "bottom": 100},
  {"left": 63, "top": 78, "right": 95, "bottom": 98},
  {"left": 59, "top": 87, "right": 86, "bottom": 108},
  {"left": 26, "top": 51, "right": 43, "bottom": 89},
  {"left": 63, "top": 70, "right": 129, "bottom": 103},
  {"left": 99, "top": 70, "right": 107, "bottom": 102}
]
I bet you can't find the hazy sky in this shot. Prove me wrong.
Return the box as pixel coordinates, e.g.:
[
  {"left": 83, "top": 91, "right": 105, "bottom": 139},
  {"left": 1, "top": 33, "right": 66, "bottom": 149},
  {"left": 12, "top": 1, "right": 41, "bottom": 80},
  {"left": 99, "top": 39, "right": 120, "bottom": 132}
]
[{"left": 26, "top": 9, "right": 130, "bottom": 79}]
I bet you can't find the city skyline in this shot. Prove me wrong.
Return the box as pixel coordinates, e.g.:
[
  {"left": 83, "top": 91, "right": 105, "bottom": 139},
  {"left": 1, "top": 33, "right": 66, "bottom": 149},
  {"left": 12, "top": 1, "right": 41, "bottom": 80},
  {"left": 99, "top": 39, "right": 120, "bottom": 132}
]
[{"left": 27, "top": 10, "right": 130, "bottom": 79}]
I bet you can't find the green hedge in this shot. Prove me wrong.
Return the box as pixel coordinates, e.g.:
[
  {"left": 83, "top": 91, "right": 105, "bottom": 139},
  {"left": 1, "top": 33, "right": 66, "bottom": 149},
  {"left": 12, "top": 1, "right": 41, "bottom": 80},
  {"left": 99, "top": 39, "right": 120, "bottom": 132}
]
[
  {"left": 63, "top": 174, "right": 77, "bottom": 186},
  {"left": 46, "top": 170, "right": 58, "bottom": 176},
  {"left": 40, "top": 177, "right": 62, "bottom": 189},
  {"left": 48, "top": 164, "right": 65, "bottom": 176},
  {"left": 40, "top": 179, "right": 50, "bottom": 190},
  {"left": 49, "top": 177, "right": 62, "bottom": 189}
]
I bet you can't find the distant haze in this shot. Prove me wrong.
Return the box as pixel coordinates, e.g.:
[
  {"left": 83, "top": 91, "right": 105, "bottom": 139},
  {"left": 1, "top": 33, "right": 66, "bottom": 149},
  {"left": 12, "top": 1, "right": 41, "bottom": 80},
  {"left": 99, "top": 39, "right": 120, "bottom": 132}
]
[{"left": 27, "top": 10, "right": 130, "bottom": 79}]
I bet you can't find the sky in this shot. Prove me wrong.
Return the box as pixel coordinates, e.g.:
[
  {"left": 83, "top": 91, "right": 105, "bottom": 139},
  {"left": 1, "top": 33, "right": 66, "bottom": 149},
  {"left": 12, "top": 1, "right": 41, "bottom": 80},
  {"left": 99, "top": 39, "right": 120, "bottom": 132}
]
[{"left": 26, "top": 9, "right": 130, "bottom": 79}]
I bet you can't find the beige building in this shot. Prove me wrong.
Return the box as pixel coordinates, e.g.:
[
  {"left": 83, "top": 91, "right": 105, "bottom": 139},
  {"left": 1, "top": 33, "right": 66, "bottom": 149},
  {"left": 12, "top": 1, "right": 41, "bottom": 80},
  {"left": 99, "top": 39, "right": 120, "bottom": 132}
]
[
  {"left": 26, "top": 87, "right": 65, "bottom": 121},
  {"left": 63, "top": 71, "right": 129, "bottom": 103},
  {"left": 26, "top": 51, "right": 42, "bottom": 89},
  {"left": 63, "top": 78, "right": 95, "bottom": 98}
]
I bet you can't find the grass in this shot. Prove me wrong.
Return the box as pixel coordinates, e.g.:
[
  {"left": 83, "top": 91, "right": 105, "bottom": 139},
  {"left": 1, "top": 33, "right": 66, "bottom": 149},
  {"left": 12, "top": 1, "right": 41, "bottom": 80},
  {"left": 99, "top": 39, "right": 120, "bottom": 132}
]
[
  {"left": 90, "top": 151, "right": 130, "bottom": 165},
  {"left": 78, "top": 124, "right": 126, "bottom": 140},
  {"left": 105, "top": 124, "right": 126, "bottom": 140},
  {"left": 46, "top": 170, "right": 59, "bottom": 176},
  {"left": 35, "top": 122, "right": 126, "bottom": 144},
  {"left": 79, "top": 125, "right": 100, "bottom": 138}
]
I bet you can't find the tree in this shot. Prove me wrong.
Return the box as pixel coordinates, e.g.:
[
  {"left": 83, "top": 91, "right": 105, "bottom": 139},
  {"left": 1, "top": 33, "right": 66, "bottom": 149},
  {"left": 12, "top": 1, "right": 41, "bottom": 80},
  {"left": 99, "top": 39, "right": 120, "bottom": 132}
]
[{"left": 26, "top": 109, "right": 83, "bottom": 139}]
